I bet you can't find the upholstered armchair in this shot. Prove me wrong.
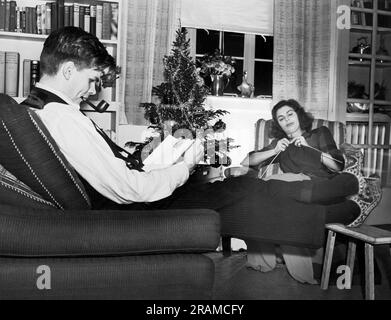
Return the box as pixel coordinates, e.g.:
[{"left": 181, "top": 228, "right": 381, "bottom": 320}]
[
  {"left": 223, "top": 117, "right": 356, "bottom": 283},
  {"left": 0, "top": 94, "right": 220, "bottom": 300}
]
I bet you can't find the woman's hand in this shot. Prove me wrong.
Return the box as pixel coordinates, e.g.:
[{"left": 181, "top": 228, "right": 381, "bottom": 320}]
[
  {"left": 291, "top": 136, "right": 309, "bottom": 148},
  {"left": 274, "top": 138, "right": 290, "bottom": 153}
]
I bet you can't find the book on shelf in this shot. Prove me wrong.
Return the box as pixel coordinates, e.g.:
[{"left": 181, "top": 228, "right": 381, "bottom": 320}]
[
  {"left": 4, "top": 0, "right": 10, "bottom": 31},
  {"left": 110, "top": 2, "right": 118, "bottom": 40},
  {"left": 0, "top": 0, "right": 5, "bottom": 32},
  {"left": 23, "top": 59, "right": 40, "bottom": 97},
  {"left": 24, "top": 6, "right": 29, "bottom": 33},
  {"left": 23, "top": 59, "right": 31, "bottom": 97},
  {"left": 27, "top": 6, "right": 34, "bottom": 34},
  {"left": 0, "top": 51, "right": 5, "bottom": 94},
  {"left": 69, "top": 4, "right": 74, "bottom": 26},
  {"left": 45, "top": 2, "right": 51, "bottom": 35},
  {"left": 9, "top": 0, "right": 16, "bottom": 32},
  {"left": 79, "top": 5, "right": 85, "bottom": 31},
  {"left": 73, "top": 3, "right": 79, "bottom": 28},
  {"left": 102, "top": 2, "right": 111, "bottom": 40},
  {"left": 41, "top": 3, "right": 46, "bottom": 35},
  {"left": 57, "top": 0, "right": 64, "bottom": 30},
  {"left": 84, "top": 5, "right": 90, "bottom": 33},
  {"left": 90, "top": 4, "right": 96, "bottom": 36},
  {"left": 96, "top": 4, "right": 103, "bottom": 39},
  {"left": 15, "top": 6, "right": 20, "bottom": 32},
  {"left": 0, "top": 1, "right": 119, "bottom": 39},
  {"left": 64, "top": 4, "right": 69, "bottom": 26},
  {"left": 142, "top": 135, "right": 195, "bottom": 172},
  {"left": 21, "top": 6, "right": 26, "bottom": 33},
  {"left": 5, "top": 51, "right": 20, "bottom": 97},
  {"left": 32, "top": 5, "right": 37, "bottom": 34},
  {"left": 51, "top": 1, "right": 58, "bottom": 32}
]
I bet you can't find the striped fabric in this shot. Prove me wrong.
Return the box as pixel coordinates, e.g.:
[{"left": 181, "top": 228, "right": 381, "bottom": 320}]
[
  {"left": 0, "top": 164, "right": 56, "bottom": 209},
  {"left": 255, "top": 119, "right": 346, "bottom": 179}
]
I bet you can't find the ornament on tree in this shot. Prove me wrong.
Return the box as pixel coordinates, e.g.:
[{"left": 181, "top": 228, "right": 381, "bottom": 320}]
[{"left": 213, "top": 119, "right": 226, "bottom": 131}]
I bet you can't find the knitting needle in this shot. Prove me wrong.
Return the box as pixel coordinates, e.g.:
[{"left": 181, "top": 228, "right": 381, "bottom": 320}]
[
  {"left": 259, "top": 150, "right": 282, "bottom": 180},
  {"left": 302, "top": 144, "right": 344, "bottom": 164}
]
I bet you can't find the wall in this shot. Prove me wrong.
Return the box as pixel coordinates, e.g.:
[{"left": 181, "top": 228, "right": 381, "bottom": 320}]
[{"left": 204, "top": 96, "right": 273, "bottom": 165}]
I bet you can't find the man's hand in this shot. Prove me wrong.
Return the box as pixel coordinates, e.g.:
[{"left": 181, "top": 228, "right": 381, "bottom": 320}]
[{"left": 183, "top": 139, "right": 204, "bottom": 171}]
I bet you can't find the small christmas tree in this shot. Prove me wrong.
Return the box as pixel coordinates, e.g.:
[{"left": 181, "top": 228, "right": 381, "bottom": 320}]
[{"left": 133, "top": 28, "right": 235, "bottom": 167}]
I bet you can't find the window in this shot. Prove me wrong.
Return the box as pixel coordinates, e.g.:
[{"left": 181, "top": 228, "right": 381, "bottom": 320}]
[{"left": 187, "top": 28, "right": 273, "bottom": 97}]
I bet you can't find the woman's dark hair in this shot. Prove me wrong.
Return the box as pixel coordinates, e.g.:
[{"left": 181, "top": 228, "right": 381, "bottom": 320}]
[
  {"left": 270, "top": 99, "right": 314, "bottom": 139},
  {"left": 40, "top": 26, "right": 117, "bottom": 77}
]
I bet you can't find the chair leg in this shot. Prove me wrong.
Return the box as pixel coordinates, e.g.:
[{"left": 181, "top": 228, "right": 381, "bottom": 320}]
[
  {"left": 222, "top": 236, "right": 232, "bottom": 257},
  {"left": 321, "top": 230, "right": 336, "bottom": 290},
  {"left": 364, "top": 243, "right": 375, "bottom": 300},
  {"left": 346, "top": 241, "right": 357, "bottom": 290}
]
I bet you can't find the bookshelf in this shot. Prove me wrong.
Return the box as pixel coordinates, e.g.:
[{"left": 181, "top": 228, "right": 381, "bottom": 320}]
[
  {"left": 337, "top": 0, "right": 391, "bottom": 186},
  {"left": 0, "top": 0, "right": 124, "bottom": 141}
]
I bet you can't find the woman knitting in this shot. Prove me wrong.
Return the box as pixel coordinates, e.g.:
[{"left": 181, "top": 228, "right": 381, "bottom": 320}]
[{"left": 240, "top": 99, "right": 382, "bottom": 283}]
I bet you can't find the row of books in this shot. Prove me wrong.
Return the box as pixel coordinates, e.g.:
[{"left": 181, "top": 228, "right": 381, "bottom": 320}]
[
  {"left": 0, "top": 0, "right": 118, "bottom": 40},
  {"left": 0, "top": 51, "right": 115, "bottom": 101},
  {"left": 0, "top": 51, "right": 41, "bottom": 97}
]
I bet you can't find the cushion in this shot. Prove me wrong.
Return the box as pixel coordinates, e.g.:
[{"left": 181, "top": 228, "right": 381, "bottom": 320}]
[
  {"left": 0, "top": 164, "right": 56, "bottom": 210},
  {"left": 0, "top": 205, "right": 220, "bottom": 257},
  {"left": 0, "top": 102, "right": 91, "bottom": 210},
  {"left": 255, "top": 118, "right": 346, "bottom": 179}
]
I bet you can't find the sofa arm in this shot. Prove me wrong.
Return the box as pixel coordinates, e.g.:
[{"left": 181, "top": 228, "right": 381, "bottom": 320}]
[{"left": 0, "top": 205, "right": 220, "bottom": 257}]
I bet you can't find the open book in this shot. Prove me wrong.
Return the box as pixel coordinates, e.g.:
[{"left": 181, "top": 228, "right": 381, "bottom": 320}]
[{"left": 142, "top": 135, "right": 195, "bottom": 172}]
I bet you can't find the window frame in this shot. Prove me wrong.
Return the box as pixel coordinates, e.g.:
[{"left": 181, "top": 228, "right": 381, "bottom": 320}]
[{"left": 186, "top": 28, "right": 273, "bottom": 97}]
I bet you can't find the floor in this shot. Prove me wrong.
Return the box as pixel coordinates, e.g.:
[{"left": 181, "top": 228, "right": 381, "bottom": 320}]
[{"left": 207, "top": 246, "right": 391, "bottom": 300}]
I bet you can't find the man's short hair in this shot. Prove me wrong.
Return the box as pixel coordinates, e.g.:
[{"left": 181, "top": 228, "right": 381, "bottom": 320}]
[{"left": 40, "top": 26, "right": 116, "bottom": 77}]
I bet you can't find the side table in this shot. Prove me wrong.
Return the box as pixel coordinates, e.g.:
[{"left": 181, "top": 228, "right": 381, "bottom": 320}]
[{"left": 321, "top": 223, "right": 391, "bottom": 300}]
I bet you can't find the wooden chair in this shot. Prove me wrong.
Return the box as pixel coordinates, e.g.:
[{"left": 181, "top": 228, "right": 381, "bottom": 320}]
[{"left": 321, "top": 223, "right": 391, "bottom": 300}]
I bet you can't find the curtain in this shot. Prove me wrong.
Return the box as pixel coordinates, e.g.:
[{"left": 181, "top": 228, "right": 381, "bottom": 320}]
[
  {"left": 123, "top": 0, "right": 181, "bottom": 125},
  {"left": 181, "top": 0, "right": 273, "bottom": 35},
  {"left": 273, "top": 0, "right": 332, "bottom": 119}
]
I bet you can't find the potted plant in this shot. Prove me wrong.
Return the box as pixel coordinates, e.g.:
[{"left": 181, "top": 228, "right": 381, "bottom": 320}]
[{"left": 198, "top": 49, "right": 236, "bottom": 96}]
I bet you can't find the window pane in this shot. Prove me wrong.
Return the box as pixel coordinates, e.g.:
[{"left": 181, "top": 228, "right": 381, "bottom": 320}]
[
  {"left": 379, "top": 14, "right": 391, "bottom": 28},
  {"left": 254, "top": 62, "right": 273, "bottom": 96},
  {"left": 225, "top": 59, "right": 243, "bottom": 94},
  {"left": 223, "top": 32, "right": 244, "bottom": 57},
  {"left": 379, "top": 0, "right": 391, "bottom": 11},
  {"left": 347, "top": 58, "right": 371, "bottom": 101},
  {"left": 255, "top": 36, "right": 273, "bottom": 60},
  {"left": 196, "top": 29, "right": 220, "bottom": 55},
  {"left": 351, "top": 0, "right": 373, "bottom": 9}
]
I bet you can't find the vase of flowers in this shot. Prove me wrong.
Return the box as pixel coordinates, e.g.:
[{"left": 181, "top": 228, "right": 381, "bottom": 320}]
[{"left": 198, "top": 49, "right": 235, "bottom": 96}]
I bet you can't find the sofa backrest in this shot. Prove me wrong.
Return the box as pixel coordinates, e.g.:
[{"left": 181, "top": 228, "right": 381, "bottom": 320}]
[
  {"left": 254, "top": 118, "right": 346, "bottom": 178},
  {"left": 0, "top": 94, "right": 91, "bottom": 210}
]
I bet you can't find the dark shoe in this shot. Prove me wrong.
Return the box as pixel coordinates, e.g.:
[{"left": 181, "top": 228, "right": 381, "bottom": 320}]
[{"left": 348, "top": 176, "right": 382, "bottom": 227}]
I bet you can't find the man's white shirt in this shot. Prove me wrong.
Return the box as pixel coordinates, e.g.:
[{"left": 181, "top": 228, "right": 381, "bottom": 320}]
[{"left": 34, "top": 82, "right": 189, "bottom": 204}]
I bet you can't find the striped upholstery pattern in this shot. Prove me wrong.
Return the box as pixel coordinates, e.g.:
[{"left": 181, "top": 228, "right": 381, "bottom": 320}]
[
  {"left": 0, "top": 164, "right": 57, "bottom": 209},
  {"left": 255, "top": 119, "right": 346, "bottom": 179},
  {"left": 0, "top": 102, "right": 91, "bottom": 210}
]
